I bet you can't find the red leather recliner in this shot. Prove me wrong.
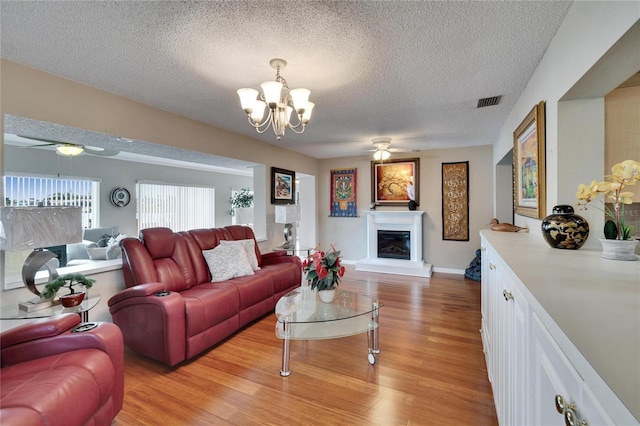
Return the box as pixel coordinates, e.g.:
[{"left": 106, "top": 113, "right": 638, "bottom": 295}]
[
  {"left": 0, "top": 313, "right": 124, "bottom": 426},
  {"left": 109, "top": 225, "right": 301, "bottom": 366}
]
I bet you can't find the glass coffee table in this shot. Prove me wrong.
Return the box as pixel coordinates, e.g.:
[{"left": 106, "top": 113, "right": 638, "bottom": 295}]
[{"left": 275, "top": 286, "right": 382, "bottom": 376}]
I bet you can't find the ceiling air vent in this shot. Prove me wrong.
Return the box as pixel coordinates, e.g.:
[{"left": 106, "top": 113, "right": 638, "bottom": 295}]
[{"left": 477, "top": 96, "right": 501, "bottom": 108}]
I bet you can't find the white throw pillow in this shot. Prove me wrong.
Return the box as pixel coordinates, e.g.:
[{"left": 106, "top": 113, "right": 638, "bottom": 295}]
[
  {"left": 220, "top": 239, "right": 260, "bottom": 270},
  {"left": 106, "top": 243, "right": 122, "bottom": 260},
  {"left": 87, "top": 247, "right": 108, "bottom": 260},
  {"left": 203, "top": 244, "right": 254, "bottom": 282}
]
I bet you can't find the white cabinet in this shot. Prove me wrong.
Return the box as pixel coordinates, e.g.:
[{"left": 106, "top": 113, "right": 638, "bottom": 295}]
[
  {"left": 481, "top": 238, "right": 529, "bottom": 425},
  {"left": 480, "top": 232, "right": 636, "bottom": 426},
  {"left": 532, "top": 312, "right": 614, "bottom": 426}
]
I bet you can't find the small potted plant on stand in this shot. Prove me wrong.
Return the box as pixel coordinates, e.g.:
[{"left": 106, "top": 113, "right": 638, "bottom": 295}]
[
  {"left": 302, "top": 245, "right": 345, "bottom": 303},
  {"left": 41, "top": 273, "right": 95, "bottom": 307},
  {"left": 577, "top": 159, "right": 640, "bottom": 260},
  {"left": 229, "top": 188, "right": 254, "bottom": 224}
]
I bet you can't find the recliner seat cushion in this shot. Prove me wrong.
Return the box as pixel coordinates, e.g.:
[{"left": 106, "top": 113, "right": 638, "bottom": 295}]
[{"left": 0, "top": 348, "right": 115, "bottom": 426}]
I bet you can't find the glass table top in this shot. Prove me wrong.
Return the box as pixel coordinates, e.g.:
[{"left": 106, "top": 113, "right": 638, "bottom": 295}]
[
  {"left": 275, "top": 287, "right": 382, "bottom": 340},
  {"left": 0, "top": 290, "right": 101, "bottom": 320}
]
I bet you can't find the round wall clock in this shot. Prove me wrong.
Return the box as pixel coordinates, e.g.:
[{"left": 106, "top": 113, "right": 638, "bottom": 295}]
[{"left": 110, "top": 187, "right": 130, "bottom": 207}]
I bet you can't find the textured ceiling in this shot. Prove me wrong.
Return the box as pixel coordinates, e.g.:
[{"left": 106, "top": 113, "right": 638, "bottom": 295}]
[{"left": 0, "top": 1, "right": 573, "bottom": 164}]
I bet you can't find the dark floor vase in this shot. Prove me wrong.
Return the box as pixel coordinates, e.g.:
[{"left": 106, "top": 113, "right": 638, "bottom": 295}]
[{"left": 541, "top": 205, "right": 589, "bottom": 249}]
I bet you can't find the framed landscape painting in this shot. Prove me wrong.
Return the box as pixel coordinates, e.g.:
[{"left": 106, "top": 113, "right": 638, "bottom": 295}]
[
  {"left": 271, "top": 167, "right": 295, "bottom": 204},
  {"left": 371, "top": 158, "right": 420, "bottom": 206},
  {"left": 513, "top": 101, "right": 546, "bottom": 219}
]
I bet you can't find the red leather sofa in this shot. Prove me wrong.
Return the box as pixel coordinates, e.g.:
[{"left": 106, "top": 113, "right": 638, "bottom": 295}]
[
  {"left": 0, "top": 313, "right": 124, "bottom": 426},
  {"left": 108, "top": 225, "right": 301, "bottom": 366}
]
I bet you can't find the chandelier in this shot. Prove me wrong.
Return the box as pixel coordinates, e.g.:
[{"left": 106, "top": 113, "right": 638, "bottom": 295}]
[{"left": 237, "top": 58, "right": 314, "bottom": 140}]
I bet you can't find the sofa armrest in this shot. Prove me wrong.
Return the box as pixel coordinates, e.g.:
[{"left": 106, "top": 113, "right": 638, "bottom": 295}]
[
  {"left": 108, "top": 284, "right": 187, "bottom": 366},
  {"left": 261, "top": 251, "right": 302, "bottom": 268},
  {"left": 0, "top": 313, "right": 124, "bottom": 389},
  {"left": 0, "top": 313, "right": 80, "bottom": 351},
  {"left": 107, "top": 282, "right": 167, "bottom": 307},
  {"left": 262, "top": 250, "right": 287, "bottom": 259}
]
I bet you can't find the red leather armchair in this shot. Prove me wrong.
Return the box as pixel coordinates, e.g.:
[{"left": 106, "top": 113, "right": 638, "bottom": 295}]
[{"left": 0, "top": 314, "right": 124, "bottom": 426}]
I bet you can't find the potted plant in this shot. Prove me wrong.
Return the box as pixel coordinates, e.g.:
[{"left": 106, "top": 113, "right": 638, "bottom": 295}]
[
  {"left": 42, "top": 273, "right": 95, "bottom": 307},
  {"left": 229, "top": 188, "right": 253, "bottom": 215},
  {"left": 576, "top": 159, "right": 640, "bottom": 260},
  {"left": 302, "top": 245, "right": 345, "bottom": 302}
]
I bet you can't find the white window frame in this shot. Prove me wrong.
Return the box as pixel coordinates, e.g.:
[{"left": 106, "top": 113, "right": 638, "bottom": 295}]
[{"left": 2, "top": 173, "right": 101, "bottom": 289}]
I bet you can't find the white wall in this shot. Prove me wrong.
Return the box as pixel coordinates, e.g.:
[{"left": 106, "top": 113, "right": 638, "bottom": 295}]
[{"left": 493, "top": 3, "right": 640, "bottom": 236}]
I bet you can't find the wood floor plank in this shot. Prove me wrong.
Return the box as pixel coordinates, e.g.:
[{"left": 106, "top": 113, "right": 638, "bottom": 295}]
[{"left": 113, "top": 268, "right": 497, "bottom": 425}]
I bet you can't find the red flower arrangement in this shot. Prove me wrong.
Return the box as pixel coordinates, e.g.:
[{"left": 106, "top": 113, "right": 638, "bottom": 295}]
[{"left": 302, "top": 245, "right": 345, "bottom": 291}]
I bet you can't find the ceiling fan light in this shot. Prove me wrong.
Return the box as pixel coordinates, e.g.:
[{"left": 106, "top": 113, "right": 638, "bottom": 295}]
[
  {"left": 56, "top": 145, "right": 84, "bottom": 156},
  {"left": 237, "top": 88, "right": 258, "bottom": 114},
  {"left": 373, "top": 150, "right": 382, "bottom": 161},
  {"left": 381, "top": 150, "right": 391, "bottom": 160},
  {"left": 260, "top": 81, "right": 283, "bottom": 107}
]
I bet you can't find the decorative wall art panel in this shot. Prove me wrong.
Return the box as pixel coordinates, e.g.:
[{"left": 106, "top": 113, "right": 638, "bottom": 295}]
[
  {"left": 442, "top": 161, "right": 469, "bottom": 241},
  {"left": 330, "top": 168, "right": 358, "bottom": 217}
]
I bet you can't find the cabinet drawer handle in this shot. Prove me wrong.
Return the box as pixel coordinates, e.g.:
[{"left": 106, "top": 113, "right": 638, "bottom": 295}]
[
  {"left": 555, "top": 395, "right": 587, "bottom": 426},
  {"left": 565, "top": 409, "right": 588, "bottom": 426},
  {"left": 503, "top": 290, "right": 513, "bottom": 301},
  {"left": 489, "top": 263, "right": 496, "bottom": 270}
]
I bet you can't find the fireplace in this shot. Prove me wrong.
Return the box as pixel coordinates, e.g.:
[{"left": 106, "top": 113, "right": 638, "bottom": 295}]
[
  {"left": 377, "top": 230, "right": 410, "bottom": 260},
  {"left": 356, "top": 210, "right": 432, "bottom": 277}
]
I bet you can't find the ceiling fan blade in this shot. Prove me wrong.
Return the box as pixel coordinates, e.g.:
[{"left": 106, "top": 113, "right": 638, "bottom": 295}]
[
  {"left": 84, "top": 146, "right": 119, "bottom": 157},
  {"left": 17, "top": 135, "right": 69, "bottom": 145}
]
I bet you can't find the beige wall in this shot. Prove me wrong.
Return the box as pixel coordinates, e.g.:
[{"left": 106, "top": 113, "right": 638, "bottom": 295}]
[
  {"left": 319, "top": 145, "right": 494, "bottom": 271},
  {"left": 605, "top": 84, "right": 640, "bottom": 200},
  {"left": 491, "top": 3, "right": 639, "bottom": 238},
  {"left": 0, "top": 58, "right": 320, "bottom": 212}
]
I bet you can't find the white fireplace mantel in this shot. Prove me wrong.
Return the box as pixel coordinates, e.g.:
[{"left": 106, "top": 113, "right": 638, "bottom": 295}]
[{"left": 356, "top": 210, "right": 433, "bottom": 277}]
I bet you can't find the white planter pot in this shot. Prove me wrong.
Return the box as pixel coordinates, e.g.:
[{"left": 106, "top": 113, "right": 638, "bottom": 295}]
[
  {"left": 318, "top": 289, "right": 336, "bottom": 303},
  {"left": 599, "top": 238, "right": 639, "bottom": 261}
]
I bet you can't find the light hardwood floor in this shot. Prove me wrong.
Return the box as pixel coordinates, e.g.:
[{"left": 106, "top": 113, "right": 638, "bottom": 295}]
[{"left": 113, "top": 268, "right": 498, "bottom": 425}]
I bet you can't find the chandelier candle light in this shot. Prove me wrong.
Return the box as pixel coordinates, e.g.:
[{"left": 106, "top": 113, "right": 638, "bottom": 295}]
[{"left": 237, "top": 58, "right": 314, "bottom": 140}]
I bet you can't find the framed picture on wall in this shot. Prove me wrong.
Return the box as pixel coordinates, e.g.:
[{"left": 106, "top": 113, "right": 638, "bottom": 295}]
[
  {"left": 271, "top": 167, "right": 296, "bottom": 204},
  {"left": 371, "top": 158, "right": 420, "bottom": 206},
  {"left": 513, "top": 101, "right": 546, "bottom": 219}
]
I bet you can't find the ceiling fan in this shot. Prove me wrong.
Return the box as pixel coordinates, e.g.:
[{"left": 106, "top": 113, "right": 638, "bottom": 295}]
[
  {"left": 368, "top": 137, "right": 417, "bottom": 160},
  {"left": 17, "top": 135, "right": 119, "bottom": 157}
]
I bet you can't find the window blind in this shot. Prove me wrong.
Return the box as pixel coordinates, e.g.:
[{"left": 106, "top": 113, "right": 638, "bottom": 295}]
[
  {"left": 137, "top": 182, "right": 215, "bottom": 232},
  {"left": 4, "top": 175, "right": 98, "bottom": 228}
]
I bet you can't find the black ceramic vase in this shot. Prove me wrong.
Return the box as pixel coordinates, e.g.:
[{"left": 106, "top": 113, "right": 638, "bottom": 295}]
[
  {"left": 408, "top": 200, "right": 417, "bottom": 211},
  {"left": 541, "top": 205, "right": 589, "bottom": 249}
]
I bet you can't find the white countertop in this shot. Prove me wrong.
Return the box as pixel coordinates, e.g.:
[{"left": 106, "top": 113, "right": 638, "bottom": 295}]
[{"left": 480, "top": 230, "right": 640, "bottom": 421}]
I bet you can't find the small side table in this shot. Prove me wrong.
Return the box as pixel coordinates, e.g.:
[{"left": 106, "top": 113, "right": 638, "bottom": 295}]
[
  {"left": 274, "top": 245, "right": 312, "bottom": 259},
  {"left": 0, "top": 290, "right": 101, "bottom": 322}
]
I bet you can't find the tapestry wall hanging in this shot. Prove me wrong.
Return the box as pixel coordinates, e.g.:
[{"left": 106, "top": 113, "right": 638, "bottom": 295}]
[
  {"left": 442, "top": 161, "right": 469, "bottom": 241},
  {"left": 330, "top": 168, "right": 357, "bottom": 217},
  {"left": 371, "top": 158, "right": 420, "bottom": 207}
]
